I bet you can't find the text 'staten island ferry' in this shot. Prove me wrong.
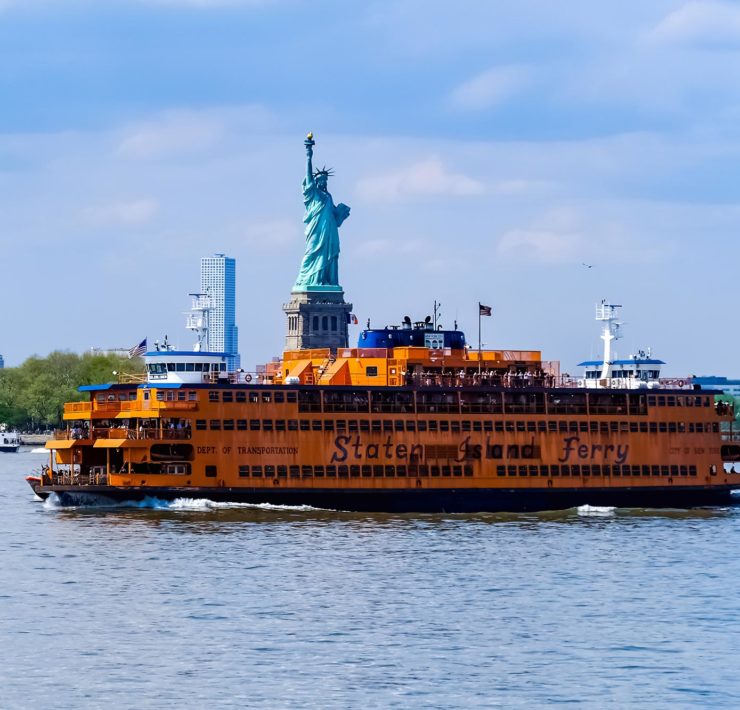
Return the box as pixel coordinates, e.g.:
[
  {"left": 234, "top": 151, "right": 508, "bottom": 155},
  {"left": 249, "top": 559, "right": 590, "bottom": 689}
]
[{"left": 28, "top": 135, "right": 740, "bottom": 512}]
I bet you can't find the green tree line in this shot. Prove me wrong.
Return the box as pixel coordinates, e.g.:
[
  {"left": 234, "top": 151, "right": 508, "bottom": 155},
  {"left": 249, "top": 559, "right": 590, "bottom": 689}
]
[{"left": 0, "top": 352, "right": 143, "bottom": 430}]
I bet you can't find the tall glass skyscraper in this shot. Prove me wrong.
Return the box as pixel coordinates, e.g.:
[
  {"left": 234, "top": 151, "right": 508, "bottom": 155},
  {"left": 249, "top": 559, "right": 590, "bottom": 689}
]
[{"left": 200, "top": 254, "right": 240, "bottom": 370}]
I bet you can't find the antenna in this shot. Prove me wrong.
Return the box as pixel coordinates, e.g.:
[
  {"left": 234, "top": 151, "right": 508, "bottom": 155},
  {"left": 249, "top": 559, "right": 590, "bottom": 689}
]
[
  {"left": 595, "top": 300, "right": 623, "bottom": 379},
  {"left": 185, "top": 289, "right": 213, "bottom": 351}
]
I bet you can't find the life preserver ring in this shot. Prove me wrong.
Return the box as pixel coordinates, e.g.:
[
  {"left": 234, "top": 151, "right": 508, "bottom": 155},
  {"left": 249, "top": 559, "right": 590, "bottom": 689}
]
[
  {"left": 677, "top": 380, "right": 685, "bottom": 387},
  {"left": 244, "top": 373, "right": 252, "bottom": 383}
]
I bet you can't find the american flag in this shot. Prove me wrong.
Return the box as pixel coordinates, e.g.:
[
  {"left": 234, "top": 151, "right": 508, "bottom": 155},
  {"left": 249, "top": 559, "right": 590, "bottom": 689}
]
[
  {"left": 128, "top": 338, "right": 147, "bottom": 358},
  {"left": 479, "top": 304, "right": 492, "bottom": 317}
]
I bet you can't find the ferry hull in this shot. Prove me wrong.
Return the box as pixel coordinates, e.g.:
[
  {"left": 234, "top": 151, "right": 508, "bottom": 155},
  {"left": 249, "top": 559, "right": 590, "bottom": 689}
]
[{"left": 29, "top": 482, "right": 737, "bottom": 513}]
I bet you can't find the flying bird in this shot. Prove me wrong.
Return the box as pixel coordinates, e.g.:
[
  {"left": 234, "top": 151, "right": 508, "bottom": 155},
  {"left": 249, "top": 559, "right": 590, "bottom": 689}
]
[{"left": 581, "top": 262, "right": 594, "bottom": 269}]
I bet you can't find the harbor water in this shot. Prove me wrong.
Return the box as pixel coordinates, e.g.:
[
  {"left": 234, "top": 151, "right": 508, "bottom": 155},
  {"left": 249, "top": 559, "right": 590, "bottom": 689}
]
[{"left": 2, "top": 450, "right": 740, "bottom": 709}]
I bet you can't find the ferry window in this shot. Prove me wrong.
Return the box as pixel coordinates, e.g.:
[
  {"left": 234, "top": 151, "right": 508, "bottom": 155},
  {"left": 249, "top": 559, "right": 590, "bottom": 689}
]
[
  {"left": 661, "top": 465, "right": 670, "bottom": 476},
  {"left": 348, "top": 420, "right": 358, "bottom": 432},
  {"left": 289, "top": 466, "right": 300, "bottom": 478},
  {"left": 668, "top": 422, "right": 677, "bottom": 433},
  {"left": 373, "top": 465, "right": 384, "bottom": 477},
  {"left": 630, "top": 423, "right": 638, "bottom": 433},
  {"left": 619, "top": 422, "right": 629, "bottom": 433},
  {"left": 196, "top": 419, "right": 206, "bottom": 430},
  {"left": 236, "top": 392, "right": 246, "bottom": 403},
  {"left": 262, "top": 420, "right": 273, "bottom": 431},
  {"left": 326, "top": 390, "right": 369, "bottom": 413},
  {"left": 561, "top": 465, "right": 571, "bottom": 476},
  {"left": 526, "top": 422, "right": 536, "bottom": 433},
  {"left": 288, "top": 420, "right": 299, "bottom": 431},
  {"left": 641, "top": 465, "right": 650, "bottom": 476},
  {"left": 361, "top": 465, "right": 372, "bottom": 478},
  {"left": 156, "top": 391, "right": 165, "bottom": 401},
  {"left": 338, "top": 466, "right": 349, "bottom": 478},
  {"left": 314, "top": 466, "right": 324, "bottom": 478},
  {"left": 518, "top": 466, "right": 527, "bottom": 477},
  {"left": 630, "top": 465, "right": 640, "bottom": 476},
  {"left": 571, "top": 465, "right": 581, "bottom": 476},
  {"left": 453, "top": 466, "right": 463, "bottom": 477},
  {"left": 442, "top": 466, "right": 452, "bottom": 477},
  {"left": 253, "top": 466, "right": 263, "bottom": 478},
  {"left": 237, "top": 420, "right": 247, "bottom": 430},
  {"left": 667, "top": 396, "right": 676, "bottom": 407},
  {"left": 175, "top": 363, "right": 185, "bottom": 372},
  {"left": 310, "top": 420, "right": 321, "bottom": 431},
  {"left": 274, "top": 392, "right": 285, "bottom": 403},
  {"left": 507, "top": 466, "right": 517, "bottom": 477},
  {"left": 177, "top": 391, "right": 186, "bottom": 401},
  {"left": 652, "top": 465, "right": 660, "bottom": 476},
  {"left": 265, "top": 465, "right": 275, "bottom": 477},
  {"left": 473, "top": 421, "right": 482, "bottom": 432},
  {"left": 690, "top": 465, "right": 697, "bottom": 476},
  {"left": 670, "top": 465, "right": 679, "bottom": 477},
  {"left": 620, "top": 465, "right": 629, "bottom": 476},
  {"left": 223, "top": 391, "right": 233, "bottom": 403},
  {"left": 222, "top": 419, "right": 233, "bottom": 431},
  {"left": 430, "top": 466, "right": 440, "bottom": 477},
  {"left": 592, "top": 465, "right": 602, "bottom": 476},
  {"left": 250, "top": 419, "right": 260, "bottom": 431},
  {"left": 262, "top": 393, "right": 272, "bottom": 403},
  {"left": 551, "top": 465, "right": 560, "bottom": 477},
  {"left": 610, "top": 422, "right": 619, "bottom": 432},
  {"left": 239, "top": 466, "right": 249, "bottom": 478},
  {"left": 167, "top": 391, "right": 176, "bottom": 401},
  {"left": 440, "top": 421, "right": 449, "bottom": 432},
  {"left": 336, "top": 420, "right": 346, "bottom": 431},
  {"left": 639, "top": 422, "right": 648, "bottom": 433},
  {"left": 712, "top": 422, "right": 720, "bottom": 433},
  {"left": 394, "top": 420, "right": 404, "bottom": 432},
  {"left": 462, "top": 421, "right": 471, "bottom": 432},
  {"left": 385, "top": 466, "right": 395, "bottom": 477},
  {"left": 647, "top": 396, "right": 656, "bottom": 407},
  {"left": 569, "top": 422, "right": 579, "bottom": 433},
  {"left": 657, "top": 396, "right": 666, "bottom": 407},
  {"left": 659, "top": 422, "right": 667, "bottom": 433},
  {"left": 205, "top": 465, "right": 217, "bottom": 478},
  {"left": 676, "top": 397, "right": 684, "bottom": 407},
  {"left": 324, "top": 420, "right": 334, "bottom": 431},
  {"left": 167, "top": 363, "right": 175, "bottom": 372},
  {"left": 406, "top": 421, "right": 416, "bottom": 432},
  {"left": 287, "top": 392, "right": 297, "bottom": 403},
  {"left": 382, "top": 420, "right": 393, "bottom": 432},
  {"left": 275, "top": 420, "right": 286, "bottom": 431},
  {"left": 451, "top": 421, "right": 461, "bottom": 433},
  {"left": 297, "top": 390, "right": 320, "bottom": 412},
  {"left": 696, "top": 423, "right": 704, "bottom": 433},
  {"left": 497, "top": 465, "right": 506, "bottom": 477},
  {"left": 484, "top": 421, "right": 493, "bottom": 432},
  {"left": 303, "top": 466, "right": 314, "bottom": 478},
  {"left": 649, "top": 422, "right": 658, "bottom": 433},
  {"left": 582, "top": 465, "right": 590, "bottom": 477},
  {"left": 418, "top": 421, "right": 428, "bottom": 432},
  {"left": 250, "top": 392, "right": 260, "bottom": 403},
  {"left": 495, "top": 421, "right": 504, "bottom": 432},
  {"left": 210, "top": 420, "right": 221, "bottom": 430},
  {"left": 429, "top": 421, "right": 438, "bottom": 432},
  {"left": 277, "top": 465, "right": 287, "bottom": 477},
  {"left": 209, "top": 391, "right": 219, "bottom": 402},
  {"left": 185, "top": 363, "right": 195, "bottom": 372},
  {"left": 579, "top": 422, "right": 588, "bottom": 433},
  {"left": 366, "top": 366, "right": 378, "bottom": 377}
]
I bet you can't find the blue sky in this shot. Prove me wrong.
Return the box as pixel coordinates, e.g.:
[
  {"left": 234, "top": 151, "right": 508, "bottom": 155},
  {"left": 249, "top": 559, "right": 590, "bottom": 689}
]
[{"left": 1, "top": 0, "right": 739, "bottom": 374}]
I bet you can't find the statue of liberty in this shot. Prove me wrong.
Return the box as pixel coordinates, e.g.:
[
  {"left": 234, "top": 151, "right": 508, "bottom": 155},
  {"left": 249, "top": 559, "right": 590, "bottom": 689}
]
[{"left": 293, "top": 133, "right": 351, "bottom": 290}]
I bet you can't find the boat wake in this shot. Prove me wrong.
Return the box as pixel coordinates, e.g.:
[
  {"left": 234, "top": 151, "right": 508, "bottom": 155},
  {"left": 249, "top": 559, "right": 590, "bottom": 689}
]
[
  {"left": 42, "top": 493, "right": 328, "bottom": 513},
  {"left": 577, "top": 504, "right": 616, "bottom": 517}
]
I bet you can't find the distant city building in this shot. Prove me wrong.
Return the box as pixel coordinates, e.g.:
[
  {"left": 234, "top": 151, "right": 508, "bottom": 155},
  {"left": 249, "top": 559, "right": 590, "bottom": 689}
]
[
  {"left": 200, "top": 253, "right": 240, "bottom": 370},
  {"left": 0, "top": 353, "right": 4, "bottom": 369},
  {"left": 693, "top": 376, "right": 740, "bottom": 398}
]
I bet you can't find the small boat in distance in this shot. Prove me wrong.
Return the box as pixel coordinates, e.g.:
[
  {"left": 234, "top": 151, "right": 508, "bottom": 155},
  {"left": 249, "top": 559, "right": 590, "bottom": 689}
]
[{"left": 0, "top": 427, "right": 21, "bottom": 453}]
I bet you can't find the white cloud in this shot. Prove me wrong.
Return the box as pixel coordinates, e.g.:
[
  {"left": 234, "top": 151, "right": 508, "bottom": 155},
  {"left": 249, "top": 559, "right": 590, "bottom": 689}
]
[
  {"left": 81, "top": 199, "right": 158, "bottom": 226},
  {"left": 450, "top": 65, "right": 531, "bottom": 111},
  {"left": 116, "top": 110, "right": 224, "bottom": 160},
  {"left": 352, "top": 238, "right": 422, "bottom": 258},
  {"left": 497, "top": 229, "right": 581, "bottom": 263},
  {"left": 651, "top": 1, "right": 740, "bottom": 46},
  {"left": 356, "top": 157, "right": 485, "bottom": 202},
  {"left": 240, "top": 218, "right": 297, "bottom": 249}
]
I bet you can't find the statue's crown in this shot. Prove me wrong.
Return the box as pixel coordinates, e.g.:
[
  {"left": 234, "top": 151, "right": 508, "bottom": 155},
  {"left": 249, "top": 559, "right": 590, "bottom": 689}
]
[{"left": 313, "top": 165, "right": 334, "bottom": 178}]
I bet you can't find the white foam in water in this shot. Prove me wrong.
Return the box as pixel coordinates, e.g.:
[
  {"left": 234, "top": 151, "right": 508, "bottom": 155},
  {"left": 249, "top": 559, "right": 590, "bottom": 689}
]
[
  {"left": 168, "top": 498, "right": 328, "bottom": 512},
  {"left": 30, "top": 447, "right": 48, "bottom": 454},
  {"left": 577, "top": 504, "right": 616, "bottom": 517}
]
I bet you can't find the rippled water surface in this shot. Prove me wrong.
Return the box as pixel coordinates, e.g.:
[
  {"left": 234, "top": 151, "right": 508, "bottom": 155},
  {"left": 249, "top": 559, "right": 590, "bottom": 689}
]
[{"left": 2, "top": 451, "right": 740, "bottom": 708}]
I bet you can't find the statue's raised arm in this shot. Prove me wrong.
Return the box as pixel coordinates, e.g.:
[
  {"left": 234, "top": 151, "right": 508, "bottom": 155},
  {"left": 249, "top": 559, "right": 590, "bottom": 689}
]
[{"left": 293, "top": 133, "right": 350, "bottom": 291}]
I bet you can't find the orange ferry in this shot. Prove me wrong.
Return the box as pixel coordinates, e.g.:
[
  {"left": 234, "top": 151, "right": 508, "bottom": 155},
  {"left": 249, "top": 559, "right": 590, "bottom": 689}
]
[{"left": 28, "top": 308, "right": 740, "bottom": 512}]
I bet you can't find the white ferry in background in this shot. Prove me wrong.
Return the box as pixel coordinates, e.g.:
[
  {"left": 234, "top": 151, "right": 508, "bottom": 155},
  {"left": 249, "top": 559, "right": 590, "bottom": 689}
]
[
  {"left": 0, "top": 426, "right": 20, "bottom": 453},
  {"left": 577, "top": 301, "right": 678, "bottom": 390}
]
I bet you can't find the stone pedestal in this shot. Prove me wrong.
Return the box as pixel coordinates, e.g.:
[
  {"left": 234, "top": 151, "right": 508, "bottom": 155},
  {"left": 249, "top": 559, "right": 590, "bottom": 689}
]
[{"left": 283, "top": 288, "right": 352, "bottom": 351}]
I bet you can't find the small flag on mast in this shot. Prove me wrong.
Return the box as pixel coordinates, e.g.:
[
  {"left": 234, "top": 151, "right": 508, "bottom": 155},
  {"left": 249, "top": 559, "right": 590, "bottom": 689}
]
[
  {"left": 128, "top": 338, "right": 147, "bottom": 358},
  {"left": 479, "top": 304, "right": 492, "bottom": 317},
  {"left": 347, "top": 313, "right": 359, "bottom": 324}
]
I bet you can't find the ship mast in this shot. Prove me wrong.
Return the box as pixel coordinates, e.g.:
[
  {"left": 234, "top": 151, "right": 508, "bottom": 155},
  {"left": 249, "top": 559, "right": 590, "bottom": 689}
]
[
  {"left": 185, "top": 291, "right": 212, "bottom": 352},
  {"left": 595, "top": 300, "right": 622, "bottom": 380}
]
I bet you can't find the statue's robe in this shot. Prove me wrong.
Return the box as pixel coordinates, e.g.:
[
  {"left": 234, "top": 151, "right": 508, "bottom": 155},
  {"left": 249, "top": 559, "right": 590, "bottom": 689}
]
[{"left": 294, "top": 177, "right": 344, "bottom": 289}]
